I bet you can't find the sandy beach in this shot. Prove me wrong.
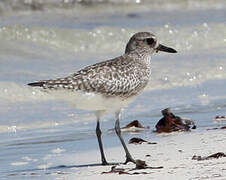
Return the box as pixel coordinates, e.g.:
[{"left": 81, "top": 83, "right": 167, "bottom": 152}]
[{"left": 45, "top": 128, "right": 225, "bottom": 180}]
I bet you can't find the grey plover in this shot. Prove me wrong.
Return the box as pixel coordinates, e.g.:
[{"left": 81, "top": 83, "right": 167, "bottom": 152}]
[{"left": 28, "top": 32, "right": 177, "bottom": 165}]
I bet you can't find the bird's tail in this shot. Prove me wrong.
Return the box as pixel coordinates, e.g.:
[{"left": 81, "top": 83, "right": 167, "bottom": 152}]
[{"left": 27, "top": 81, "right": 46, "bottom": 87}]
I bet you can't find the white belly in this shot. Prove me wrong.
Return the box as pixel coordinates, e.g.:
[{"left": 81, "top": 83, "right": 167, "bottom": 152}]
[{"left": 48, "top": 90, "right": 136, "bottom": 112}]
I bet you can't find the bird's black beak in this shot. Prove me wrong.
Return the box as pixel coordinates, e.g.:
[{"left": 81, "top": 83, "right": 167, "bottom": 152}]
[{"left": 156, "top": 44, "right": 177, "bottom": 53}]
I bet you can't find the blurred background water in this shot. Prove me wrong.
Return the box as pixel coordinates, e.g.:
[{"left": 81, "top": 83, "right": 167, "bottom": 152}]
[{"left": 0, "top": 0, "right": 226, "bottom": 178}]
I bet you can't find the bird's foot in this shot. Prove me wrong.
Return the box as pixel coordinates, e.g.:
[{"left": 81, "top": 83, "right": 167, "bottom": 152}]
[
  {"left": 134, "top": 159, "right": 147, "bottom": 169},
  {"left": 101, "top": 159, "right": 109, "bottom": 166},
  {"left": 124, "top": 156, "right": 136, "bottom": 165},
  {"left": 125, "top": 158, "right": 148, "bottom": 170},
  {"left": 101, "top": 160, "right": 120, "bottom": 166}
]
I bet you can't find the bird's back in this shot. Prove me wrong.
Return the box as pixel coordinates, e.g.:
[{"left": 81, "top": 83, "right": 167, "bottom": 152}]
[
  {"left": 28, "top": 54, "right": 151, "bottom": 111},
  {"left": 29, "top": 54, "right": 151, "bottom": 97}
]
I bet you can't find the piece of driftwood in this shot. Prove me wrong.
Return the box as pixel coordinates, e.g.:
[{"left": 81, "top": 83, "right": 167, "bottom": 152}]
[
  {"left": 192, "top": 152, "right": 226, "bottom": 161},
  {"left": 129, "top": 137, "right": 157, "bottom": 145},
  {"left": 135, "top": 159, "right": 147, "bottom": 169},
  {"left": 102, "top": 160, "right": 163, "bottom": 175},
  {"left": 102, "top": 166, "right": 128, "bottom": 174},
  {"left": 214, "top": 116, "right": 226, "bottom": 122},
  {"left": 121, "top": 120, "right": 150, "bottom": 132},
  {"left": 123, "top": 120, "right": 145, "bottom": 128},
  {"left": 108, "top": 120, "right": 149, "bottom": 133},
  {"left": 155, "top": 108, "right": 196, "bottom": 133},
  {"left": 207, "top": 126, "right": 226, "bottom": 130}
]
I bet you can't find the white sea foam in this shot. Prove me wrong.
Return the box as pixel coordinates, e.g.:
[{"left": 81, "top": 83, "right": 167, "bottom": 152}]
[
  {"left": 0, "top": 0, "right": 225, "bottom": 16},
  {"left": 0, "top": 23, "right": 225, "bottom": 54},
  {"left": 51, "top": 148, "right": 65, "bottom": 154},
  {"left": 11, "top": 161, "right": 28, "bottom": 166},
  {"left": 0, "top": 23, "right": 226, "bottom": 104}
]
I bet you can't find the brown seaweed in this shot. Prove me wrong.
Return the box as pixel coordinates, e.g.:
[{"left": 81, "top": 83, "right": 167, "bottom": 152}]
[
  {"left": 102, "top": 160, "right": 163, "bottom": 175},
  {"left": 192, "top": 152, "right": 226, "bottom": 161},
  {"left": 129, "top": 137, "right": 157, "bottom": 145},
  {"left": 155, "top": 108, "right": 196, "bottom": 133}
]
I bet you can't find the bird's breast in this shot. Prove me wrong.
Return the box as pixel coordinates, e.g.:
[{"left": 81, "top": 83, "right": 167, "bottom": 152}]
[{"left": 48, "top": 89, "right": 137, "bottom": 112}]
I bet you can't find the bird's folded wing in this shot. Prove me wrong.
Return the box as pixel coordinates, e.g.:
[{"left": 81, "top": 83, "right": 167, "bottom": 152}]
[{"left": 28, "top": 56, "right": 147, "bottom": 97}]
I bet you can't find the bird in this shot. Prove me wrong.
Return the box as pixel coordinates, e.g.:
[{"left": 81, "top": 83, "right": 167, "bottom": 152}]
[{"left": 28, "top": 32, "right": 177, "bottom": 165}]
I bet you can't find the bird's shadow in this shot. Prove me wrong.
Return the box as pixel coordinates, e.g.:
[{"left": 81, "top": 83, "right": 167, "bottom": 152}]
[
  {"left": 47, "top": 163, "right": 106, "bottom": 170},
  {"left": 6, "top": 163, "right": 118, "bottom": 176},
  {"left": 50, "top": 163, "right": 106, "bottom": 169}
]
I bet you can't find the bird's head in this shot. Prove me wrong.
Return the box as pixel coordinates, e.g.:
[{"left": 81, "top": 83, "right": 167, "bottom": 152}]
[{"left": 125, "top": 32, "right": 177, "bottom": 54}]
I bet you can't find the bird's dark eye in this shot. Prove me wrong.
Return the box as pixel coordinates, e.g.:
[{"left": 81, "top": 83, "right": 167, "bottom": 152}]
[{"left": 146, "top": 38, "right": 154, "bottom": 45}]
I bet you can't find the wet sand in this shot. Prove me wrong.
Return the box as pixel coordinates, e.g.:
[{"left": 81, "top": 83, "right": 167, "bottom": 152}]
[{"left": 44, "top": 128, "right": 226, "bottom": 179}]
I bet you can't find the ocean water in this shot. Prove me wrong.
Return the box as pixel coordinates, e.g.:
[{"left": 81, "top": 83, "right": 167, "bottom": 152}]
[{"left": 0, "top": 0, "right": 226, "bottom": 178}]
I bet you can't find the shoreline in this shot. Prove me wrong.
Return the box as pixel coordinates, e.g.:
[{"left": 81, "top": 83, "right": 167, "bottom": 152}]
[{"left": 31, "top": 127, "right": 226, "bottom": 179}]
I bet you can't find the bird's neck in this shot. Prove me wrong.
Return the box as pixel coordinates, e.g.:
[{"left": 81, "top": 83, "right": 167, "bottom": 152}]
[
  {"left": 127, "top": 49, "right": 152, "bottom": 66},
  {"left": 143, "top": 54, "right": 152, "bottom": 67}
]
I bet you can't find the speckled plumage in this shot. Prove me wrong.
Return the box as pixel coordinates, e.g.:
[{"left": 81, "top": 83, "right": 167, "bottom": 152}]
[
  {"left": 28, "top": 32, "right": 177, "bottom": 112},
  {"left": 29, "top": 32, "right": 156, "bottom": 100},
  {"left": 28, "top": 32, "right": 177, "bottom": 165},
  {"left": 40, "top": 53, "right": 150, "bottom": 98}
]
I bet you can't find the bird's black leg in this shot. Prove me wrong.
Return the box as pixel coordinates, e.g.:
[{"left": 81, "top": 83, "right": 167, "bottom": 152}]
[
  {"left": 115, "top": 110, "right": 136, "bottom": 164},
  {"left": 96, "top": 112, "right": 108, "bottom": 165}
]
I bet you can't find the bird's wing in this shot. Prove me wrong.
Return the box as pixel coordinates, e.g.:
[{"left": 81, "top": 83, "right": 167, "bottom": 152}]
[{"left": 28, "top": 55, "right": 148, "bottom": 97}]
